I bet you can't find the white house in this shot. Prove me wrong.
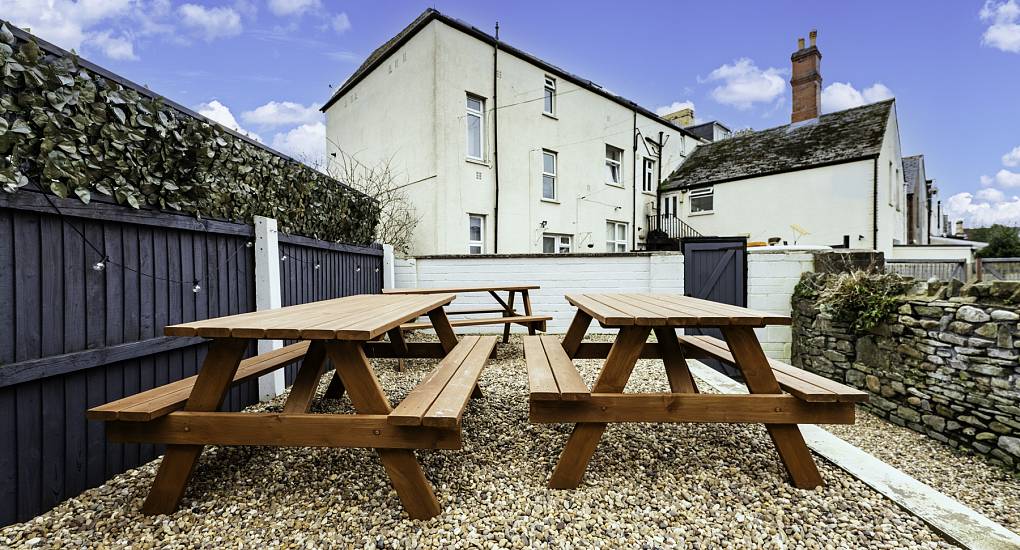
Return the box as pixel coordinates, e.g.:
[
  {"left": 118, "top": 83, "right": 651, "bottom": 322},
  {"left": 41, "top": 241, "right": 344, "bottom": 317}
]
[
  {"left": 322, "top": 9, "right": 702, "bottom": 256},
  {"left": 658, "top": 33, "right": 909, "bottom": 255}
]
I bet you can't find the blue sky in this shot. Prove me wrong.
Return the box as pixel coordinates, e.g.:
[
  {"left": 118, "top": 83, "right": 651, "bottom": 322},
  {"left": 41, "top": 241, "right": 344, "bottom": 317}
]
[{"left": 3, "top": 0, "right": 1019, "bottom": 227}]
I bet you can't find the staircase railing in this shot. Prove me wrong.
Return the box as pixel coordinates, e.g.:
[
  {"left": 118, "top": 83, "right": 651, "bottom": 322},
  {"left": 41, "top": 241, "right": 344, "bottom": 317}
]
[{"left": 647, "top": 214, "right": 702, "bottom": 240}]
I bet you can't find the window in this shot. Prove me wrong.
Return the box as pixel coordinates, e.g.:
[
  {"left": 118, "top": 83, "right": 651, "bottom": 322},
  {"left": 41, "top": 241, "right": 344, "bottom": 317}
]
[
  {"left": 543, "top": 77, "right": 556, "bottom": 116},
  {"left": 605, "top": 145, "right": 623, "bottom": 185},
  {"left": 542, "top": 234, "right": 571, "bottom": 253},
  {"left": 542, "top": 150, "right": 557, "bottom": 200},
  {"left": 661, "top": 194, "right": 678, "bottom": 217},
  {"left": 643, "top": 158, "right": 656, "bottom": 193},
  {"left": 689, "top": 187, "right": 713, "bottom": 214},
  {"left": 606, "top": 221, "right": 627, "bottom": 252},
  {"left": 468, "top": 215, "right": 484, "bottom": 254},
  {"left": 895, "top": 168, "right": 902, "bottom": 211},
  {"left": 466, "top": 95, "right": 484, "bottom": 160}
]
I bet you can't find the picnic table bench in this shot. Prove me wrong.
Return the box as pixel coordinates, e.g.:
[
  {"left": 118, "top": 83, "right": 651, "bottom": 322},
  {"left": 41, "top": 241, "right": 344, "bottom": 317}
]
[
  {"left": 383, "top": 285, "right": 551, "bottom": 342},
  {"left": 526, "top": 293, "right": 866, "bottom": 490},
  {"left": 87, "top": 293, "right": 497, "bottom": 520}
]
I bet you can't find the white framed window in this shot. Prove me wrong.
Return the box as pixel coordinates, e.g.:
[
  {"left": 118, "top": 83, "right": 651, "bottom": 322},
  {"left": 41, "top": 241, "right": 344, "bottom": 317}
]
[
  {"left": 896, "top": 167, "right": 902, "bottom": 211},
  {"left": 643, "top": 158, "right": 655, "bottom": 193},
  {"left": 543, "top": 77, "right": 556, "bottom": 116},
  {"left": 661, "top": 194, "right": 679, "bottom": 217},
  {"left": 468, "top": 214, "right": 484, "bottom": 254},
  {"left": 466, "top": 95, "right": 484, "bottom": 160},
  {"left": 542, "top": 233, "right": 571, "bottom": 253},
  {"left": 605, "top": 145, "right": 623, "bottom": 186},
  {"left": 689, "top": 187, "right": 713, "bottom": 214},
  {"left": 542, "top": 150, "right": 557, "bottom": 200},
  {"left": 606, "top": 221, "right": 627, "bottom": 252}
]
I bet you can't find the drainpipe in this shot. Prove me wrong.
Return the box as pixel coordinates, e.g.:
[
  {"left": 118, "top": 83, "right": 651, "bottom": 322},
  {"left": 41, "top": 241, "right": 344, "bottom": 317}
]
[
  {"left": 632, "top": 110, "right": 637, "bottom": 250},
  {"left": 873, "top": 158, "right": 879, "bottom": 250},
  {"left": 492, "top": 22, "right": 500, "bottom": 253}
]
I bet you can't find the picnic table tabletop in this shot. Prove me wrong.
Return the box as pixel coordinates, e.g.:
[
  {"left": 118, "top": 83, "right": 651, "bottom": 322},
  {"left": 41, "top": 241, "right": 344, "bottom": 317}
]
[
  {"left": 383, "top": 284, "right": 541, "bottom": 294},
  {"left": 564, "top": 293, "right": 790, "bottom": 327},
  {"left": 163, "top": 293, "right": 456, "bottom": 340}
]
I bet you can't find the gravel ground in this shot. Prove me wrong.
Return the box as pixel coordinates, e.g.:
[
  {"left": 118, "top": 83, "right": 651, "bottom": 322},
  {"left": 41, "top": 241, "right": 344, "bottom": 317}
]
[
  {"left": 824, "top": 408, "right": 1020, "bottom": 535},
  {"left": 1, "top": 335, "right": 954, "bottom": 549}
]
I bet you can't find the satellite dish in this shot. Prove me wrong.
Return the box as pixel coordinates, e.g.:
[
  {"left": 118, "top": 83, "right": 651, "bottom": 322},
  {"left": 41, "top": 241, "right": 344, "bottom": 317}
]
[{"left": 790, "top": 224, "right": 810, "bottom": 244}]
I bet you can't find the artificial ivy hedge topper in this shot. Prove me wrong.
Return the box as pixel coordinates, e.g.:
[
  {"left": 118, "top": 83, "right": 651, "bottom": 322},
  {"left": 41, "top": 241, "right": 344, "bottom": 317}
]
[{"left": 0, "top": 23, "right": 379, "bottom": 244}]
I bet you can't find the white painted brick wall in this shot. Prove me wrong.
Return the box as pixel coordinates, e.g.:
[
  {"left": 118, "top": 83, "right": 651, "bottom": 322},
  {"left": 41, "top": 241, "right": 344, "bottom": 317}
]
[{"left": 394, "top": 248, "right": 818, "bottom": 360}]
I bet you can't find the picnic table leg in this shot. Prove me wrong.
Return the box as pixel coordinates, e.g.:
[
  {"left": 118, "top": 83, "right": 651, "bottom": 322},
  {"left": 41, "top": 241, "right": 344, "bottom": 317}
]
[
  {"left": 429, "top": 307, "right": 484, "bottom": 399},
  {"left": 549, "top": 325, "right": 650, "bottom": 489},
  {"left": 323, "top": 371, "right": 346, "bottom": 400},
  {"left": 721, "top": 326, "right": 823, "bottom": 489},
  {"left": 560, "top": 310, "right": 593, "bottom": 359},
  {"left": 282, "top": 341, "right": 328, "bottom": 414},
  {"left": 653, "top": 327, "right": 699, "bottom": 394},
  {"left": 389, "top": 327, "right": 409, "bottom": 372},
  {"left": 325, "top": 340, "right": 441, "bottom": 520},
  {"left": 522, "top": 290, "right": 537, "bottom": 335},
  {"left": 141, "top": 339, "right": 248, "bottom": 515},
  {"left": 501, "top": 291, "right": 516, "bottom": 343}
]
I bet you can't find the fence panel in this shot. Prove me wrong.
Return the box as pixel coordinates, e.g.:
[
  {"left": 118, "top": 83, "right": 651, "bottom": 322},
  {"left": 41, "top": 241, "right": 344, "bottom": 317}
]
[
  {"left": 980, "top": 258, "right": 1020, "bottom": 281},
  {"left": 0, "top": 190, "right": 381, "bottom": 526},
  {"left": 886, "top": 260, "right": 965, "bottom": 281}
]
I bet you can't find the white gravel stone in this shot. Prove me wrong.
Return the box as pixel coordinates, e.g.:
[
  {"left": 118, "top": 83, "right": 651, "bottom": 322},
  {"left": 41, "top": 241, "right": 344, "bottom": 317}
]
[{"left": 0, "top": 334, "right": 956, "bottom": 549}]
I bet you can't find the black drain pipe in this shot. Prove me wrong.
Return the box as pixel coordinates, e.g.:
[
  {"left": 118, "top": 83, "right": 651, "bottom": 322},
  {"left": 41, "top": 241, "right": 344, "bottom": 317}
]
[{"left": 492, "top": 22, "right": 500, "bottom": 253}]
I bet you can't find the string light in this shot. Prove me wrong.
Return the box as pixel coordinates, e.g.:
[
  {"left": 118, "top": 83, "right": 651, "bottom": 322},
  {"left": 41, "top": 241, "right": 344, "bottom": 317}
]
[
  {"left": 92, "top": 256, "right": 108, "bottom": 272},
  {"left": 281, "top": 255, "right": 288, "bottom": 262},
  {"left": 192, "top": 280, "right": 202, "bottom": 293},
  {"left": 314, "top": 263, "right": 321, "bottom": 270},
  {"left": 355, "top": 265, "right": 361, "bottom": 272}
]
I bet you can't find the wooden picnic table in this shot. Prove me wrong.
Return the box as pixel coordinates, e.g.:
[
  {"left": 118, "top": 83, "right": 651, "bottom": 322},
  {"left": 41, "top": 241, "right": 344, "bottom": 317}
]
[
  {"left": 384, "top": 284, "right": 550, "bottom": 342},
  {"left": 88, "top": 293, "right": 499, "bottom": 520},
  {"left": 526, "top": 293, "right": 866, "bottom": 490}
]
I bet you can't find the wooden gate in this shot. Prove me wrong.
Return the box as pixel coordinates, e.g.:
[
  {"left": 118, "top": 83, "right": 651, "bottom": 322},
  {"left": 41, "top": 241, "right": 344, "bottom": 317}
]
[{"left": 681, "top": 237, "right": 748, "bottom": 378}]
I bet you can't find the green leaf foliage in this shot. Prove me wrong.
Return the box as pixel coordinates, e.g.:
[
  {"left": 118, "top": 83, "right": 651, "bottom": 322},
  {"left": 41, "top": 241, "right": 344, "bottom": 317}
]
[
  {"left": 973, "top": 225, "right": 1020, "bottom": 259},
  {"left": 0, "top": 24, "right": 379, "bottom": 243},
  {"left": 812, "top": 270, "right": 911, "bottom": 335}
]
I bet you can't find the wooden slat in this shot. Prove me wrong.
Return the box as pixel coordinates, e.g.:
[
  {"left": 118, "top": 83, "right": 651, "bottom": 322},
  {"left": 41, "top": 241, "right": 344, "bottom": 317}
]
[
  {"left": 565, "top": 293, "right": 791, "bottom": 328},
  {"left": 582, "top": 294, "right": 669, "bottom": 326},
  {"left": 388, "top": 337, "right": 481, "bottom": 426},
  {"left": 524, "top": 336, "right": 559, "bottom": 400},
  {"left": 423, "top": 336, "right": 498, "bottom": 428},
  {"left": 106, "top": 412, "right": 462, "bottom": 449},
  {"left": 383, "top": 285, "right": 540, "bottom": 294},
  {"left": 529, "top": 393, "right": 855, "bottom": 424},
  {"left": 677, "top": 335, "right": 867, "bottom": 403},
  {"left": 564, "top": 294, "right": 634, "bottom": 325},
  {"left": 400, "top": 314, "right": 551, "bottom": 331},
  {"left": 86, "top": 342, "right": 311, "bottom": 421},
  {"left": 306, "top": 295, "right": 453, "bottom": 340},
  {"left": 539, "top": 335, "right": 590, "bottom": 400},
  {"left": 444, "top": 307, "right": 508, "bottom": 315}
]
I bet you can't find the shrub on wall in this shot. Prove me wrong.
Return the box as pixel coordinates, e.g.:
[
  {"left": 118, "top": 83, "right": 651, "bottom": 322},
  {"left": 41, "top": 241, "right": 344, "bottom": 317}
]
[
  {"left": 800, "top": 270, "right": 912, "bottom": 334},
  {"left": 0, "top": 23, "right": 379, "bottom": 244}
]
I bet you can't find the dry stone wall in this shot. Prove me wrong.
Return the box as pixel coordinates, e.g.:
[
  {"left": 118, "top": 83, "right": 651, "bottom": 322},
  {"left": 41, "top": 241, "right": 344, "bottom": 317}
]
[{"left": 792, "top": 274, "right": 1020, "bottom": 469}]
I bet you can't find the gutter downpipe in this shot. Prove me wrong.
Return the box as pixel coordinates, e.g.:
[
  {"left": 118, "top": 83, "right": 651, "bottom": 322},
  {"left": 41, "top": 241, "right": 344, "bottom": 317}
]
[
  {"left": 657, "top": 131, "right": 665, "bottom": 233},
  {"left": 873, "top": 158, "right": 879, "bottom": 250},
  {"left": 492, "top": 22, "right": 500, "bottom": 253},
  {"left": 632, "top": 110, "right": 638, "bottom": 250}
]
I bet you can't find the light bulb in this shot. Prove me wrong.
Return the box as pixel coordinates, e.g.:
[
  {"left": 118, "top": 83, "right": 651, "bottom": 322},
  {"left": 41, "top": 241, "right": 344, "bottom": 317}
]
[
  {"left": 246, "top": 241, "right": 253, "bottom": 248},
  {"left": 355, "top": 265, "right": 361, "bottom": 272},
  {"left": 314, "top": 263, "right": 320, "bottom": 269},
  {"left": 192, "top": 283, "right": 201, "bottom": 293},
  {"left": 92, "top": 261, "right": 105, "bottom": 272},
  {"left": 281, "top": 255, "right": 288, "bottom": 261}
]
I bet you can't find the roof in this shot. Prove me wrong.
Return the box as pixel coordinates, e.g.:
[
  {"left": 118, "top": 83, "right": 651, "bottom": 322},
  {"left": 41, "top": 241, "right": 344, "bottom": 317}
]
[
  {"left": 902, "top": 155, "right": 923, "bottom": 194},
  {"left": 685, "top": 121, "right": 731, "bottom": 142},
  {"left": 320, "top": 9, "right": 698, "bottom": 139},
  {"left": 662, "top": 99, "right": 895, "bottom": 191}
]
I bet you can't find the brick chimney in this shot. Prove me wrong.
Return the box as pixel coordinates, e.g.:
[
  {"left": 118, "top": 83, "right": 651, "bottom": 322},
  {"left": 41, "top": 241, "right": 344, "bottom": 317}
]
[
  {"left": 662, "top": 107, "right": 695, "bottom": 127},
  {"left": 790, "top": 30, "right": 822, "bottom": 123}
]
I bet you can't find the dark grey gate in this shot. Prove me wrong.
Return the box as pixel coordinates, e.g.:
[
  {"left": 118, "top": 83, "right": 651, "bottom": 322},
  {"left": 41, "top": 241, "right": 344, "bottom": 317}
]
[{"left": 681, "top": 237, "right": 748, "bottom": 378}]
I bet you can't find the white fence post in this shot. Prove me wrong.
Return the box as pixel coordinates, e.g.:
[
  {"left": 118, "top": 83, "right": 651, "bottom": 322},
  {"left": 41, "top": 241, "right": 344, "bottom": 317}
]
[
  {"left": 381, "top": 243, "right": 395, "bottom": 290},
  {"left": 254, "top": 216, "right": 285, "bottom": 400}
]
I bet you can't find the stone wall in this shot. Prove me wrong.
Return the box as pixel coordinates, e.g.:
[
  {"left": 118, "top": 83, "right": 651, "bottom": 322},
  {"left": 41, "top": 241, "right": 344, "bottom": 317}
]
[{"left": 792, "top": 274, "right": 1020, "bottom": 469}]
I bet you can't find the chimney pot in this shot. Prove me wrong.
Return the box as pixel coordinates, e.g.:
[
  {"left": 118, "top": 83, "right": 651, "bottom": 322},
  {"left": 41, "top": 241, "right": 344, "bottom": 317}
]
[
  {"left": 790, "top": 30, "right": 822, "bottom": 123},
  {"left": 809, "top": 29, "right": 817, "bottom": 46},
  {"left": 797, "top": 37, "right": 805, "bottom": 49}
]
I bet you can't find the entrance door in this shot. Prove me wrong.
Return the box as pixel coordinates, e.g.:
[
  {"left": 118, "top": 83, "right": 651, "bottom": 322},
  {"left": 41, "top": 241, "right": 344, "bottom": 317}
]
[{"left": 681, "top": 237, "right": 748, "bottom": 378}]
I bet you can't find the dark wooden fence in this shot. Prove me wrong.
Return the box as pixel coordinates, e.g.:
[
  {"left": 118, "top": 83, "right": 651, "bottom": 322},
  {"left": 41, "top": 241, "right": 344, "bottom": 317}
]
[{"left": 0, "top": 190, "right": 382, "bottom": 526}]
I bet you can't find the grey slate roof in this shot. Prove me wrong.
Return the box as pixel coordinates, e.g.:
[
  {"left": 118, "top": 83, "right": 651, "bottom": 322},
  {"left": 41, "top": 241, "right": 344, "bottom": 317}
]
[
  {"left": 319, "top": 9, "right": 698, "bottom": 139},
  {"left": 662, "top": 99, "right": 895, "bottom": 191},
  {"left": 902, "top": 155, "right": 922, "bottom": 194}
]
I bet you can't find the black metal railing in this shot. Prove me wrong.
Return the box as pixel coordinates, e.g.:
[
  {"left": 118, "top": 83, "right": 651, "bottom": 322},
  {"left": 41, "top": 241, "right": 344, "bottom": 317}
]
[{"left": 647, "top": 214, "right": 702, "bottom": 240}]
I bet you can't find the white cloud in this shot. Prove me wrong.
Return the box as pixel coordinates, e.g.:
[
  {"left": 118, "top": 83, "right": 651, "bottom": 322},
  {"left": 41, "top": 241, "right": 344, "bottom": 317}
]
[
  {"left": 701, "top": 58, "right": 786, "bottom": 110},
  {"left": 980, "top": 0, "right": 1020, "bottom": 53},
  {"left": 178, "top": 4, "right": 242, "bottom": 41},
  {"left": 89, "top": 30, "right": 137, "bottom": 60},
  {"left": 268, "top": 0, "right": 319, "bottom": 16},
  {"left": 821, "top": 82, "right": 894, "bottom": 113},
  {"left": 655, "top": 100, "right": 695, "bottom": 117},
  {"left": 326, "top": 50, "right": 360, "bottom": 62},
  {"left": 271, "top": 122, "right": 326, "bottom": 163},
  {"left": 947, "top": 191, "right": 1020, "bottom": 226},
  {"left": 331, "top": 13, "right": 351, "bottom": 34},
  {"left": 241, "top": 101, "right": 321, "bottom": 127},
  {"left": 977, "top": 188, "right": 1006, "bottom": 203},
  {"left": 993, "top": 169, "right": 1020, "bottom": 187},
  {"left": 1002, "top": 145, "right": 1020, "bottom": 167},
  {"left": 196, "top": 100, "right": 261, "bottom": 141},
  {"left": 0, "top": 0, "right": 149, "bottom": 59}
]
